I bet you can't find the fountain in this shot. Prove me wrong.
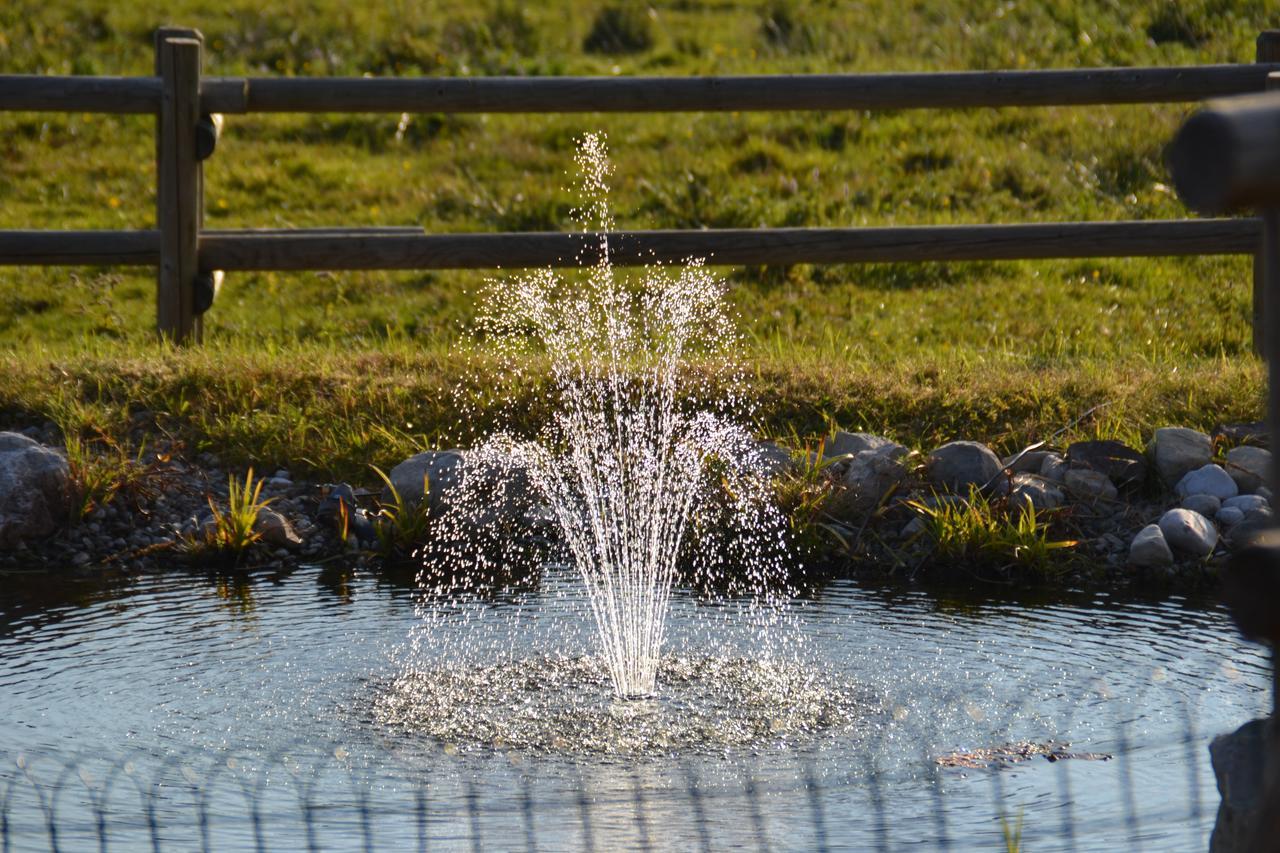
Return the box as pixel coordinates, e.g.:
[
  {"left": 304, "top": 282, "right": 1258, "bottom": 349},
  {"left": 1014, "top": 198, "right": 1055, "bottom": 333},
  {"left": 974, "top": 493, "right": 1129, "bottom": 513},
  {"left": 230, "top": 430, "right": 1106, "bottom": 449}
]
[{"left": 409, "top": 133, "right": 792, "bottom": 705}]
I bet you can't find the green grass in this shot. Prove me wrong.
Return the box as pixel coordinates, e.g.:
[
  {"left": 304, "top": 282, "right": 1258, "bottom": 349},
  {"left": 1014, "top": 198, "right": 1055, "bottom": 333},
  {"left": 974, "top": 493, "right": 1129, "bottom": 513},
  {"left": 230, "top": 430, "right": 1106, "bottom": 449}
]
[{"left": 0, "top": 0, "right": 1272, "bottom": 476}]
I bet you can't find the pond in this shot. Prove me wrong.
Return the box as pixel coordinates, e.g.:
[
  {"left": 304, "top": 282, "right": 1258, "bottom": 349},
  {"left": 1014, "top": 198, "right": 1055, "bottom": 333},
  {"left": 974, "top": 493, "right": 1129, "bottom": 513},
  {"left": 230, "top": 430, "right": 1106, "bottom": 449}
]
[{"left": 0, "top": 564, "right": 1268, "bottom": 851}]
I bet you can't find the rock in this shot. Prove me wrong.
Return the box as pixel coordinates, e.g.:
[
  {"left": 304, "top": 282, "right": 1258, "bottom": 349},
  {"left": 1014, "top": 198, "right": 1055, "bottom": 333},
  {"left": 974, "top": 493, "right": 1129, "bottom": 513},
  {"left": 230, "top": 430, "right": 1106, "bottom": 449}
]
[
  {"left": 1063, "top": 468, "right": 1118, "bottom": 502},
  {"left": 824, "top": 431, "right": 906, "bottom": 460},
  {"left": 1128, "top": 524, "right": 1173, "bottom": 567},
  {"left": 900, "top": 517, "right": 927, "bottom": 539},
  {"left": 1008, "top": 473, "right": 1065, "bottom": 512},
  {"left": 1224, "top": 446, "right": 1271, "bottom": 494},
  {"left": 1227, "top": 514, "right": 1274, "bottom": 550},
  {"left": 254, "top": 509, "right": 303, "bottom": 549},
  {"left": 315, "top": 484, "right": 378, "bottom": 546},
  {"left": 1224, "top": 494, "right": 1271, "bottom": 514},
  {"left": 1066, "top": 439, "right": 1147, "bottom": 490},
  {"left": 926, "top": 441, "right": 1003, "bottom": 493},
  {"left": 1175, "top": 464, "right": 1239, "bottom": 501},
  {"left": 1216, "top": 506, "right": 1245, "bottom": 528},
  {"left": 753, "top": 440, "right": 794, "bottom": 478},
  {"left": 1213, "top": 421, "right": 1268, "bottom": 448},
  {"left": 1209, "top": 718, "right": 1269, "bottom": 853},
  {"left": 841, "top": 447, "right": 910, "bottom": 513},
  {"left": 1181, "top": 494, "right": 1222, "bottom": 517},
  {"left": 0, "top": 432, "right": 73, "bottom": 548},
  {"left": 70, "top": 551, "right": 91, "bottom": 567},
  {"left": 1259, "top": 486, "right": 1274, "bottom": 502},
  {"left": 1149, "top": 427, "right": 1212, "bottom": 488},
  {"left": 1001, "top": 450, "right": 1052, "bottom": 475},
  {"left": 1038, "top": 453, "right": 1068, "bottom": 483},
  {"left": 385, "top": 450, "right": 466, "bottom": 512},
  {"left": 1158, "top": 508, "right": 1219, "bottom": 557}
]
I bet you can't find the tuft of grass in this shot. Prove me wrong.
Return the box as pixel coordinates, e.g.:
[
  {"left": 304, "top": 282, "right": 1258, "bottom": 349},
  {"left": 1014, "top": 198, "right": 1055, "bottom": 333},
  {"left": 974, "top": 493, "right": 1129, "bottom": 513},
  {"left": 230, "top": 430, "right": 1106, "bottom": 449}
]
[
  {"left": 182, "top": 468, "right": 273, "bottom": 563},
  {"left": 1001, "top": 809, "right": 1025, "bottom": 852},
  {"left": 62, "top": 432, "right": 152, "bottom": 522},
  {"left": 906, "top": 486, "right": 1079, "bottom": 577},
  {"left": 370, "top": 464, "right": 434, "bottom": 560}
]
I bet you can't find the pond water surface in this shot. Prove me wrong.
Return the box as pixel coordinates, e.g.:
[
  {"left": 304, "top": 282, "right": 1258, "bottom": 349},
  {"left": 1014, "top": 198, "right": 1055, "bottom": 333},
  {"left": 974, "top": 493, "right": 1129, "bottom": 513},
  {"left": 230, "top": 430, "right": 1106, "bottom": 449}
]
[{"left": 0, "top": 564, "right": 1268, "bottom": 851}]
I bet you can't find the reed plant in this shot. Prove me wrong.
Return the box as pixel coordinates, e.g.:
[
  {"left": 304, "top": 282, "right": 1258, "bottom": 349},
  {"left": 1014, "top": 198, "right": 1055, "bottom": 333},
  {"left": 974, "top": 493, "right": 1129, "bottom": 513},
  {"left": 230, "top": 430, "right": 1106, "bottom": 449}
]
[
  {"left": 181, "top": 468, "right": 273, "bottom": 563},
  {"left": 370, "top": 465, "right": 433, "bottom": 559},
  {"left": 906, "top": 486, "right": 1078, "bottom": 577}
]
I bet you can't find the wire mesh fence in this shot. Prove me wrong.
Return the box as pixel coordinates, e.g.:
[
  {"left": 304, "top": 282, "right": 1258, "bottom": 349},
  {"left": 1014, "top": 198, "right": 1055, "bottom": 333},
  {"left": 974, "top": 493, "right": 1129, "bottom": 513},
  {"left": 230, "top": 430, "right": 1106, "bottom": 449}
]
[{"left": 0, "top": 684, "right": 1256, "bottom": 853}]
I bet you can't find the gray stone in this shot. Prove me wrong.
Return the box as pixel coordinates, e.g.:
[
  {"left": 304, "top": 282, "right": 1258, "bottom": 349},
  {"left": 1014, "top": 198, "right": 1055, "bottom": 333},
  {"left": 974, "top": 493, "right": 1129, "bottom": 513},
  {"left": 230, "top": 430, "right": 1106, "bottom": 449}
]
[
  {"left": 1009, "top": 473, "right": 1065, "bottom": 512},
  {"left": 1224, "top": 494, "right": 1270, "bottom": 514},
  {"left": 1209, "top": 718, "right": 1269, "bottom": 853},
  {"left": 1224, "top": 445, "right": 1272, "bottom": 494},
  {"left": 1181, "top": 494, "right": 1222, "bottom": 517},
  {"left": 1001, "top": 449, "right": 1052, "bottom": 475},
  {"left": 753, "top": 440, "right": 795, "bottom": 478},
  {"left": 1063, "top": 468, "right": 1118, "bottom": 502},
  {"left": 1216, "top": 506, "right": 1246, "bottom": 528},
  {"left": 0, "top": 432, "right": 73, "bottom": 548},
  {"left": 1066, "top": 439, "right": 1147, "bottom": 490},
  {"left": 254, "top": 509, "right": 303, "bottom": 549},
  {"left": 1128, "top": 524, "right": 1174, "bottom": 568},
  {"left": 1158, "top": 508, "right": 1219, "bottom": 557},
  {"left": 1149, "top": 427, "right": 1213, "bottom": 488},
  {"left": 841, "top": 447, "right": 910, "bottom": 513},
  {"left": 1175, "top": 464, "right": 1239, "bottom": 501},
  {"left": 926, "top": 441, "right": 1002, "bottom": 493},
  {"left": 386, "top": 450, "right": 466, "bottom": 512},
  {"left": 1259, "top": 486, "right": 1274, "bottom": 502},
  {"left": 824, "top": 431, "right": 906, "bottom": 460},
  {"left": 1038, "top": 453, "right": 1068, "bottom": 483},
  {"left": 900, "top": 517, "right": 927, "bottom": 539}
]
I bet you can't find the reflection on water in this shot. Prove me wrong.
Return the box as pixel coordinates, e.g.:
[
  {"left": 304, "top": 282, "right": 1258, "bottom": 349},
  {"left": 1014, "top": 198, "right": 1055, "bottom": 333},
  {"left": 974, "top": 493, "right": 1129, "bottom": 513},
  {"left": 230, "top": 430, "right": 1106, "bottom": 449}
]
[{"left": 0, "top": 564, "right": 1269, "bottom": 851}]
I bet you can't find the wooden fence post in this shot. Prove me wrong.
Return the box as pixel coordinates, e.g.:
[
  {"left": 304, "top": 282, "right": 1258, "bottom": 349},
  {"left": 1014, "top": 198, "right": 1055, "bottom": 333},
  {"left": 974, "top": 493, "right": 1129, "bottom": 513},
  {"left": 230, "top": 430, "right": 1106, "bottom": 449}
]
[
  {"left": 1252, "top": 32, "right": 1280, "bottom": 356},
  {"left": 156, "top": 29, "right": 203, "bottom": 343}
]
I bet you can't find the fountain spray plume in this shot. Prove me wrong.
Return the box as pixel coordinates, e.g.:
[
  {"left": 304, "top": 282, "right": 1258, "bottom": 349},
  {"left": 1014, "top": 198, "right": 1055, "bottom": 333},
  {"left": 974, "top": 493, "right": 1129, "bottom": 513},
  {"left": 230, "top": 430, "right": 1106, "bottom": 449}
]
[{"left": 440, "top": 133, "right": 788, "bottom": 700}]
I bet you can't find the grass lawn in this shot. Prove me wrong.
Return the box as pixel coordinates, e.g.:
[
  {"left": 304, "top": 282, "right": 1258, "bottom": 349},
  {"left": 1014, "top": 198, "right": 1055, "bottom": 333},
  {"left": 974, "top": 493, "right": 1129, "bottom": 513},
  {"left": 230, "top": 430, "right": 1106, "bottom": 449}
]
[{"left": 0, "top": 0, "right": 1272, "bottom": 477}]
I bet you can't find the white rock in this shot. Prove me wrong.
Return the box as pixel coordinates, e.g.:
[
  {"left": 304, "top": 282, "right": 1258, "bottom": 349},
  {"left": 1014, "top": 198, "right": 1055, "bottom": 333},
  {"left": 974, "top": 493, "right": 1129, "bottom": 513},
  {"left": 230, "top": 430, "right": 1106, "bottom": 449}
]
[
  {"left": 1180, "top": 494, "right": 1221, "bottom": 517},
  {"left": 1158, "top": 508, "right": 1219, "bottom": 557},
  {"left": 1224, "top": 445, "right": 1271, "bottom": 494},
  {"left": 1216, "top": 506, "right": 1246, "bottom": 528},
  {"left": 1174, "top": 464, "right": 1238, "bottom": 501},
  {"left": 1224, "top": 494, "right": 1270, "bottom": 514},
  {"left": 1063, "top": 468, "right": 1118, "bottom": 502},
  {"left": 1038, "top": 453, "right": 1068, "bottom": 483},
  {"left": 1128, "top": 524, "right": 1174, "bottom": 568},
  {"left": 1149, "top": 427, "right": 1213, "bottom": 488}
]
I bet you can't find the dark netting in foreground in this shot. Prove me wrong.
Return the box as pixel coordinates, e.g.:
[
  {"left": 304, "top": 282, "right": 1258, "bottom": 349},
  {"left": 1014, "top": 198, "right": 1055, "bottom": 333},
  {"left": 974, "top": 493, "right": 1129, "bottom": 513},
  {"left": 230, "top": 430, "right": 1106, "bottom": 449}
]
[{"left": 0, "top": 688, "right": 1246, "bottom": 853}]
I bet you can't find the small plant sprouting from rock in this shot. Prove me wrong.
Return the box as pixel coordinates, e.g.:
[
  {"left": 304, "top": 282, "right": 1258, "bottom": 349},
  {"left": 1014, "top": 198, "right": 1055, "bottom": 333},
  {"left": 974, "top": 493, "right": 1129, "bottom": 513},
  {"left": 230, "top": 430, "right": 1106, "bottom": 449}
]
[
  {"left": 370, "top": 465, "right": 433, "bottom": 560},
  {"left": 182, "top": 468, "right": 274, "bottom": 563}
]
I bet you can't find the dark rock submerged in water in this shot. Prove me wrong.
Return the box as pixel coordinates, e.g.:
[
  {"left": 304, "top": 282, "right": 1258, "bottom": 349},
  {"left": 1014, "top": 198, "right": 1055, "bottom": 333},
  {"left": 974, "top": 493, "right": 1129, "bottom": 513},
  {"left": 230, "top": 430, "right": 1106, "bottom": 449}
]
[{"left": 0, "top": 432, "right": 72, "bottom": 547}]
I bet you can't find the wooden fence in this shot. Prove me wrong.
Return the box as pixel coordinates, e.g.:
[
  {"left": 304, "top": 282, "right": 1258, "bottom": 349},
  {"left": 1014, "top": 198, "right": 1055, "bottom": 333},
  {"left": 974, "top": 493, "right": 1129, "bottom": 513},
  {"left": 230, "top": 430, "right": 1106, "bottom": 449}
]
[{"left": 1, "top": 26, "right": 1279, "bottom": 344}]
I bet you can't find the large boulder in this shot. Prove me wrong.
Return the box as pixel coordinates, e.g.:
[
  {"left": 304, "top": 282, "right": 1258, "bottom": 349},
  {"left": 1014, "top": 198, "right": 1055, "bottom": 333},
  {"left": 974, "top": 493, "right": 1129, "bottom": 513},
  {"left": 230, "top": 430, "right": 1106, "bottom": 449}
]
[
  {"left": 0, "top": 432, "right": 73, "bottom": 548},
  {"left": 926, "top": 441, "right": 1002, "bottom": 493},
  {"left": 841, "top": 445, "right": 910, "bottom": 514},
  {"left": 753, "top": 440, "right": 795, "bottom": 478},
  {"left": 384, "top": 449, "right": 532, "bottom": 524},
  {"left": 385, "top": 450, "right": 466, "bottom": 513},
  {"left": 1149, "top": 427, "right": 1213, "bottom": 488}
]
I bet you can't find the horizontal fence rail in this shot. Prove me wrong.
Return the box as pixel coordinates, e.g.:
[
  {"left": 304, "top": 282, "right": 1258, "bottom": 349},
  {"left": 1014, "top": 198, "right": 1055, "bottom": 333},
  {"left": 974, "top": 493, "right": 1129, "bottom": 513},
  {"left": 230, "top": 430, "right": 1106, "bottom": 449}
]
[
  {"left": 2, "top": 27, "right": 1280, "bottom": 342},
  {"left": 0, "top": 220, "right": 1259, "bottom": 270},
  {"left": 4, "top": 65, "right": 1280, "bottom": 114}
]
